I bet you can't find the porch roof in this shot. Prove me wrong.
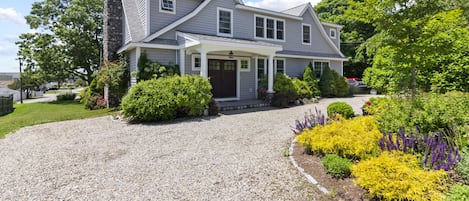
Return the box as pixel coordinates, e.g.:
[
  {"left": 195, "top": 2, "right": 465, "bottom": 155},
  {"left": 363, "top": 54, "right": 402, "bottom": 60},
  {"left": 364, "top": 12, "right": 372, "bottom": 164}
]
[
  {"left": 276, "top": 50, "right": 348, "bottom": 61},
  {"left": 177, "top": 32, "right": 283, "bottom": 53}
]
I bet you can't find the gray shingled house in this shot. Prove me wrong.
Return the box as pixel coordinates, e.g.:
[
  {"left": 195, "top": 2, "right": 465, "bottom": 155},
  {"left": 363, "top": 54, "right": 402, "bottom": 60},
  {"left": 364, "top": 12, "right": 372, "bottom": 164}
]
[{"left": 105, "top": 0, "right": 347, "bottom": 101}]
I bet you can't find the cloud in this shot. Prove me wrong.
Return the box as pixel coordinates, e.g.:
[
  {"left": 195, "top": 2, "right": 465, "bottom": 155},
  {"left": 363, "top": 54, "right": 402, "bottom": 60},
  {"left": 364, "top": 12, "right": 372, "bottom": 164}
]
[
  {"left": 244, "top": 0, "right": 322, "bottom": 12},
  {"left": 0, "top": 8, "right": 26, "bottom": 24}
]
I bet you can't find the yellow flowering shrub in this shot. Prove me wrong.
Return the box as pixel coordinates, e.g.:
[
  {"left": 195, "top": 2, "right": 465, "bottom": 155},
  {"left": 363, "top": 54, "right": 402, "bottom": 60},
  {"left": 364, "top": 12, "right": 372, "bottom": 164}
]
[
  {"left": 296, "top": 116, "right": 382, "bottom": 159},
  {"left": 352, "top": 151, "right": 448, "bottom": 201}
]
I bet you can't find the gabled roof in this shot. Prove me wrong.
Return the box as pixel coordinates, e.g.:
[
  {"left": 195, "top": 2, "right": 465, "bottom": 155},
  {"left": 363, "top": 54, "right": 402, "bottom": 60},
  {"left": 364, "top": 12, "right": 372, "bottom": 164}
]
[
  {"left": 122, "top": 0, "right": 146, "bottom": 42},
  {"left": 281, "top": 3, "right": 308, "bottom": 16}
]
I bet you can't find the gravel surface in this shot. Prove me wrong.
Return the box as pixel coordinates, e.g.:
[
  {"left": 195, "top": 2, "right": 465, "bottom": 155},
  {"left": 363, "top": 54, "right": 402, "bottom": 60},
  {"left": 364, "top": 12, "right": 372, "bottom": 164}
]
[{"left": 0, "top": 95, "right": 378, "bottom": 200}]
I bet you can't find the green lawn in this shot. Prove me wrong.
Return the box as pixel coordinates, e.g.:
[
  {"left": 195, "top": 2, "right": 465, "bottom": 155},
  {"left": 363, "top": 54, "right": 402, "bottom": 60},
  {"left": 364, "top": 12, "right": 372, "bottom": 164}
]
[{"left": 0, "top": 101, "right": 112, "bottom": 138}]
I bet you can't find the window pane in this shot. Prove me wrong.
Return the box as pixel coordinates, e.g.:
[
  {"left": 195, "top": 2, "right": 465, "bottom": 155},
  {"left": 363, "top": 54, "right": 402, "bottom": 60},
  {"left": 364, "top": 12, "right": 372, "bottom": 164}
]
[
  {"left": 266, "top": 19, "right": 274, "bottom": 39},
  {"left": 194, "top": 57, "right": 201, "bottom": 68},
  {"left": 241, "top": 60, "right": 249, "bottom": 69},
  {"left": 276, "top": 21, "right": 284, "bottom": 40},
  {"left": 209, "top": 60, "right": 220, "bottom": 70},
  {"left": 219, "top": 10, "right": 231, "bottom": 34},
  {"left": 330, "top": 29, "right": 336, "bottom": 38},
  {"left": 257, "top": 59, "right": 265, "bottom": 79},
  {"left": 256, "top": 17, "right": 264, "bottom": 38},
  {"left": 161, "top": 0, "right": 174, "bottom": 11},
  {"left": 314, "top": 62, "right": 322, "bottom": 78},
  {"left": 303, "top": 25, "right": 310, "bottom": 43},
  {"left": 276, "top": 60, "right": 284, "bottom": 73},
  {"left": 224, "top": 61, "right": 235, "bottom": 71}
]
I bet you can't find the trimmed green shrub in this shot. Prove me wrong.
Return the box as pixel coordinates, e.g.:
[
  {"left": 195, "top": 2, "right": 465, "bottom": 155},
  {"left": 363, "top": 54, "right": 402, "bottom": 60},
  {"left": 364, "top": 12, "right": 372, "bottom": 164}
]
[
  {"left": 57, "top": 93, "right": 76, "bottom": 101},
  {"left": 319, "top": 66, "right": 349, "bottom": 97},
  {"left": 292, "top": 78, "right": 313, "bottom": 99},
  {"left": 121, "top": 75, "right": 212, "bottom": 122},
  {"left": 327, "top": 102, "right": 355, "bottom": 119},
  {"left": 446, "top": 184, "right": 469, "bottom": 201},
  {"left": 272, "top": 73, "right": 298, "bottom": 107},
  {"left": 322, "top": 154, "right": 352, "bottom": 179},
  {"left": 303, "top": 63, "right": 320, "bottom": 97}
]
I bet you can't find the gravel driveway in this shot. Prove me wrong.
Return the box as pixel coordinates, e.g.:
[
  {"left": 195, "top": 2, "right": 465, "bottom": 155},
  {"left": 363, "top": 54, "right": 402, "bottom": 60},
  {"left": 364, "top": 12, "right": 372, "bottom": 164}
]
[{"left": 0, "top": 95, "right": 378, "bottom": 200}]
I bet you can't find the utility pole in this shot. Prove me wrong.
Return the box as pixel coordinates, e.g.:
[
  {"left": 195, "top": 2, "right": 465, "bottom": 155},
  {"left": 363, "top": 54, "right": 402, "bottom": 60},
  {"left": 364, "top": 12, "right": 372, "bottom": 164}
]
[{"left": 19, "top": 59, "right": 23, "bottom": 104}]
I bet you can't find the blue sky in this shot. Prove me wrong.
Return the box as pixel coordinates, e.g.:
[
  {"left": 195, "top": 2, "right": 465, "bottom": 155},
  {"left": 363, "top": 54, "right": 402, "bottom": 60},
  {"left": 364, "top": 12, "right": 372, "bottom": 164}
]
[{"left": 0, "top": 0, "right": 320, "bottom": 73}]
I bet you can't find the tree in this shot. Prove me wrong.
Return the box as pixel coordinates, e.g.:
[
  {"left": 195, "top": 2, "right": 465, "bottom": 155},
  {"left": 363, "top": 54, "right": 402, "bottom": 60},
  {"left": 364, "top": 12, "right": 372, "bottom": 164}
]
[
  {"left": 303, "top": 62, "right": 320, "bottom": 96},
  {"left": 20, "top": 0, "right": 104, "bottom": 85},
  {"left": 314, "top": 0, "right": 375, "bottom": 78},
  {"left": 349, "top": 0, "right": 469, "bottom": 95}
]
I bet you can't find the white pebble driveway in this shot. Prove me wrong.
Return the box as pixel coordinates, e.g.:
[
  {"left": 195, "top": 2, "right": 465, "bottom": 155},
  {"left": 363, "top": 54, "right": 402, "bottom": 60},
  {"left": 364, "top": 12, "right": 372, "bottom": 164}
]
[{"left": 0, "top": 95, "right": 376, "bottom": 200}]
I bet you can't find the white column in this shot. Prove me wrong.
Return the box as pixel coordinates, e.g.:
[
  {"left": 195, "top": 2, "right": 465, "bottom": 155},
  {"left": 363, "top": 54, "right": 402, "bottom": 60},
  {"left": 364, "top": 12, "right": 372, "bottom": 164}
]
[
  {"left": 200, "top": 50, "right": 208, "bottom": 78},
  {"left": 267, "top": 54, "right": 275, "bottom": 93},
  {"left": 131, "top": 47, "right": 142, "bottom": 86},
  {"left": 179, "top": 48, "right": 185, "bottom": 75}
]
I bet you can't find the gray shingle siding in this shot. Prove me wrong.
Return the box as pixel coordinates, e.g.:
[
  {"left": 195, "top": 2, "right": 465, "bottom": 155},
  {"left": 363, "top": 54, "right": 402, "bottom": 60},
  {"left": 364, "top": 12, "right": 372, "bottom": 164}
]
[
  {"left": 239, "top": 57, "right": 256, "bottom": 100},
  {"left": 149, "top": 0, "right": 200, "bottom": 34}
]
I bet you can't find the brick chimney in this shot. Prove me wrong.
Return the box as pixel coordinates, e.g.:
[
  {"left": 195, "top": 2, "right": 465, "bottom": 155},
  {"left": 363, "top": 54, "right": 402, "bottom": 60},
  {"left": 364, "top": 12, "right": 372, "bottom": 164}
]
[{"left": 103, "top": 0, "right": 123, "bottom": 62}]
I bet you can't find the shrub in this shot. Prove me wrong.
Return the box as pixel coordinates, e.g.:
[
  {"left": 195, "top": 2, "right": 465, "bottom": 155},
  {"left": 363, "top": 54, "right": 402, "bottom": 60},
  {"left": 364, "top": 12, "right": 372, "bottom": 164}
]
[
  {"left": 456, "top": 148, "right": 469, "bottom": 181},
  {"left": 297, "top": 116, "right": 382, "bottom": 159},
  {"left": 327, "top": 102, "right": 354, "bottom": 119},
  {"left": 322, "top": 154, "right": 352, "bottom": 179},
  {"left": 292, "top": 78, "right": 313, "bottom": 99},
  {"left": 137, "top": 52, "right": 179, "bottom": 81},
  {"left": 318, "top": 66, "right": 349, "bottom": 97},
  {"left": 446, "top": 184, "right": 469, "bottom": 201},
  {"left": 271, "top": 73, "right": 297, "bottom": 107},
  {"left": 292, "top": 108, "right": 328, "bottom": 134},
  {"left": 303, "top": 63, "right": 320, "bottom": 97},
  {"left": 121, "top": 75, "right": 212, "bottom": 121},
  {"left": 57, "top": 93, "right": 76, "bottom": 101},
  {"left": 379, "top": 127, "right": 462, "bottom": 171},
  {"left": 352, "top": 151, "right": 448, "bottom": 201}
]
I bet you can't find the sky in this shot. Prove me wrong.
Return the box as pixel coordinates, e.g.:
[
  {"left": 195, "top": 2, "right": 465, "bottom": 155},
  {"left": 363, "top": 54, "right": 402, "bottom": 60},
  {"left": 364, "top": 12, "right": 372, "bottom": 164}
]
[{"left": 0, "top": 0, "right": 321, "bottom": 73}]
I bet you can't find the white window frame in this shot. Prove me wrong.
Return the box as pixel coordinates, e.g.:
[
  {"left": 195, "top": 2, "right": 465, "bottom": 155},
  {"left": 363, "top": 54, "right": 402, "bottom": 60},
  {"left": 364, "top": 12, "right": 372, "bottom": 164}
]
[
  {"left": 217, "top": 7, "right": 233, "bottom": 37},
  {"left": 274, "top": 58, "right": 286, "bottom": 74},
  {"left": 238, "top": 58, "right": 251, "bottom": 72},
  {"left": 159, "top": 0, "right": 175, "bottom": 14},
  {"left": 302, "top": 23, "right": 311, "bottom": 45},
  {"left": 253, "top": 14, "right": 286, "bottom": 42},
  {"left": 192, "top": 54, "right": 201, "bottom": 71},
  {"left": 313, "top": 60, "right": 330, "bottom": 78},
  {"left": 330, "top": 28, "right": 337, "bottom": 39}
]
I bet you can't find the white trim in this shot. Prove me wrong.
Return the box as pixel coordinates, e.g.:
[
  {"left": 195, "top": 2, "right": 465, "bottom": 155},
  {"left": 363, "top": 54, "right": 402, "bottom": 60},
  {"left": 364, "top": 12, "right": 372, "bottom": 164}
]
[
  {"left": 191, "top": 54, "right": 201, "bottom": 71},
  {"left": 330, "top": 28, "right": 336, "bottom": 39},
  {"left": 238, "top": 58, "right": 251, "bottom": 72},
  {"left": 236, "top": 4, "right": 303, "bottom": 20},
  {"left": 274, "top": 58, "right": 286, "bottom": 74},
  {"left": 117, "top": 42, "right": 179, "bottom": 53},
  {"left": 276, "top": 54, "right": 348, "bottom": 61},
  {"left": 217, "top": 7, "right": 233, "bottom": 37},
  {"left": 253, "top": 15, "right": 286, "bottom": 42},
  {"left": 159, "top": 0, "right": 176, "bottom": 14},
  {"left": 302, "top": 23, "right": 311, "bottom": 45},
  {"left": 321, "top": 22, "right": 343, "bottom": 29},
  {"left": 255, "top": 56, "right": 258, "bottom": 98},
  {"left": 144, "top": 0, "right": 212, "bottom": 42}
]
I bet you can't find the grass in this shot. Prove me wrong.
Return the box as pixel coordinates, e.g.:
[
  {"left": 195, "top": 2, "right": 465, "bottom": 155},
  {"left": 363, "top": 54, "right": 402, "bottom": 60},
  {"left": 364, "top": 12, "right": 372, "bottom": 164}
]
[{"left": 0, "top": 100, "right": 113, "bottom": 138}]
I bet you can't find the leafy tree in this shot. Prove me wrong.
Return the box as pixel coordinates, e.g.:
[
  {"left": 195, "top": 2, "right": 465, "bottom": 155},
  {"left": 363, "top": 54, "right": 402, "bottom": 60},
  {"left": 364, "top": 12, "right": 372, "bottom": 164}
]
[
  {"left": 314, "top": 0, "right": 375, "bottom": 78},
  {"left": 20, "top": 0, "right": 104, "bottom": 85},
  {"left": 348, "top": 0, "right": 469, "bottom": 95},
  {"left": 319, "top": 66, "right": 334, "bottom": 97},
  {"left": 303, "top": 62, "right": 320, "bottom": 96}
]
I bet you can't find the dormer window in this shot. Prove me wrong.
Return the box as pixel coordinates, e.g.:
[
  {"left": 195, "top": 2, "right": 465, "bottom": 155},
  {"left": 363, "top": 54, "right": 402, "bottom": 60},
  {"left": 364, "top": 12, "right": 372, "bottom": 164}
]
[
  {"left": 160, "top": 0, "right": 175, "bottom": 14},
  {"left": 217, "top": 8, "right": 233, "bottom": 37},
  {"left": 330, "top": 28, "right": 336, "bottom": 39}
]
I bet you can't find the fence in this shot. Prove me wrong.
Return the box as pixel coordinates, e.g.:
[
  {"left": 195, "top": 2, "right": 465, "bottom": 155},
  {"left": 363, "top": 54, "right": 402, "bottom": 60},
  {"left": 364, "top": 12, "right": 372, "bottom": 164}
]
[{"left": 0, "top": 95, "right": 13, "bottom": 116}]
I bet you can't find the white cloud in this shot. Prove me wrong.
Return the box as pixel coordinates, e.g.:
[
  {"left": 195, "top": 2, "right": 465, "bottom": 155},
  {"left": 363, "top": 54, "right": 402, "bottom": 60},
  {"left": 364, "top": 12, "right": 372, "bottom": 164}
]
[
  {"left": 244, "top": 0, "right": 321, "bottom": 12},
  {"left": 0, "top": 8, "right": 26, "bottom": 24}
]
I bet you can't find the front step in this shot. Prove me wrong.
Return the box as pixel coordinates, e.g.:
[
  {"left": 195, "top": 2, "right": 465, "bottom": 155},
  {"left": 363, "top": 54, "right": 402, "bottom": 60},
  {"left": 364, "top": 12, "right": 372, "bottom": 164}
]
[{"left": 217, "top": 100, "right": 270, "bottom": 112}]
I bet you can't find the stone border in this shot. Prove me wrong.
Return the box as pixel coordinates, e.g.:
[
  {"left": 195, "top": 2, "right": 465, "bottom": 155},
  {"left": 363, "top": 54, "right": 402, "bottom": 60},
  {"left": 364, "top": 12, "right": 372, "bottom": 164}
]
[{"left": 289, "top": 138, "right": 329, "bottom": 194}]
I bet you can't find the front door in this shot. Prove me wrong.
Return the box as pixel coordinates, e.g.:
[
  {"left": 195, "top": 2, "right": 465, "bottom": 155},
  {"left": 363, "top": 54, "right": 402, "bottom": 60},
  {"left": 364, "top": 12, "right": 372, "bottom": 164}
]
[{"left": 208, "top": 59, "right": 237, "bottom": 98}]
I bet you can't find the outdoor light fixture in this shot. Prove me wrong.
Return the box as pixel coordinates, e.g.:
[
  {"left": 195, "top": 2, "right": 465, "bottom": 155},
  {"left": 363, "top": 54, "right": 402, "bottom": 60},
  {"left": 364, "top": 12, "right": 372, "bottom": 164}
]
[{"left": 228, "top": 51, "right": 234, "bottom": 58}]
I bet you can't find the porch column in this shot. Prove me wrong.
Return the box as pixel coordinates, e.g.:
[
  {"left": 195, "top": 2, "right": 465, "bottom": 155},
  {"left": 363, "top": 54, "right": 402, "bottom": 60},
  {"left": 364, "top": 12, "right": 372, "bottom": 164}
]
[
  {"left": 179, "top": 48, "right": 185, "bottom": 75},
  {"left": 200, "top": 50, "right": 208, "bottom": 78},
  {"left": 267, "top": 54, "right": 275, "bottom": 93}
]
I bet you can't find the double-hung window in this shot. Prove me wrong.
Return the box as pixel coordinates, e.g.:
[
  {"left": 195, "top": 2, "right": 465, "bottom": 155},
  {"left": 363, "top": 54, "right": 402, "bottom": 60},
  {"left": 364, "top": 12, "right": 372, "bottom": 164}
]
[
  {"left": 160, "top": 0, "right": 175, "bottom": 14},
  {"left": 314, "top": 61, "right": 329, "bottom": 79},
  {"left": 275, "top": 59, "right": 285, "bottom": 74},
  {"left": 254, "top": 15, "right": 285, "bottom": 41},
  {"left": 330, "top": 28, "right": 336, "bottom": 39},
  {"left": 302, "top": 24, "right": 311, "bottom": 44},
  {"left": 217, "top": 8, "right": 233, "bottom": 37}
]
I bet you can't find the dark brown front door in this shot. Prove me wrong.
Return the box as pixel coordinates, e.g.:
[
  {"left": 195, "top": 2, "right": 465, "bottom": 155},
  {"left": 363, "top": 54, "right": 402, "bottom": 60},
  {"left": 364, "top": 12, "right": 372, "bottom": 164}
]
[{"left": 208, "top": 59, "right": 237, "bottom": 98}]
